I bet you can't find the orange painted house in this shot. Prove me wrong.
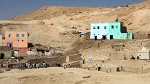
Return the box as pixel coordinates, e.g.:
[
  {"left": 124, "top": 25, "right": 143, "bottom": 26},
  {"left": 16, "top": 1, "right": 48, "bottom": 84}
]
[{"left": 2, "top": 30, "right": 28, "bottom": 51}]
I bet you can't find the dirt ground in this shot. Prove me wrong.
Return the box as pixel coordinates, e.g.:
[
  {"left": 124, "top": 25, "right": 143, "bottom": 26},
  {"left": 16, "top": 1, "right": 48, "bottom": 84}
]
[
  {"left": 1, "top": 67, "right": 150, "bottom": 84},
  {"left": 0, "top": 0, "right": 150, "bottom": 84}
]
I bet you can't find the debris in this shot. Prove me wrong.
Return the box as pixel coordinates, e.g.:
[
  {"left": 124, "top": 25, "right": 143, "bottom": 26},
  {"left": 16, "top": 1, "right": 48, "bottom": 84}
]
[{"left": 82, "top": 75, "right": 91, "bottom": 79}]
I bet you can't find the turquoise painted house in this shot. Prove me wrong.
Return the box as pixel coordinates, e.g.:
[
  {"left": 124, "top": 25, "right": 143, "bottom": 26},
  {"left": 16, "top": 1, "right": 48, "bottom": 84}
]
[{"left": 90, "top": 22, "right": 132, "bottom": 40}]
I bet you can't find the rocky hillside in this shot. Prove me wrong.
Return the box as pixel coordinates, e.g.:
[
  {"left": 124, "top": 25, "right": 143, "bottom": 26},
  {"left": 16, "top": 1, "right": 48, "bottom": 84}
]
[
  {"left": 0, "top": 0, "right": 150, "bottom": 60},
  {"left": 11, "top": 0, "right": 150, "bottom": 37}
]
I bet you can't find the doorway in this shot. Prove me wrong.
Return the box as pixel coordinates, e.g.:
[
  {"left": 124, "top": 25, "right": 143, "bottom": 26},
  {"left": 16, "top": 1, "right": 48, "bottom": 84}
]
[
  {"left": 102, "top": 35, "right": 107, "bottom": 40},
  {"left": 110, "top": 35, "right": 113, "bottom": 39},
  {"left": 7, "top": 43, "right": 12, "bottom": 48},
  {"left": 94, "top": 36, "right": 97, "bottom": 40},
  {"left": 0, "top": 53, "right": 4, "bottom": 59}
]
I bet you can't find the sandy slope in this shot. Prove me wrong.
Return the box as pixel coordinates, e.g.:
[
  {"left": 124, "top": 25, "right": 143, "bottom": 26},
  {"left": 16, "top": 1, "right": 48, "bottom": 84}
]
[
  {"left": 1, "top": 67, "right": 150, "bottom": 84},
  {"left": 0, "top": 0, "right": 149, "bottom": 49},
  {"left": 0, "top": 0, "right": 150, "bottom": 60}
]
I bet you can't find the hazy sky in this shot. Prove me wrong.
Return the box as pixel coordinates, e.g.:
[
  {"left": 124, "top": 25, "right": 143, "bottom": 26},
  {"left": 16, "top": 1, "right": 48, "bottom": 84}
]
[{"left": 0, "top": 0, "right": 144, "bottom": 20}]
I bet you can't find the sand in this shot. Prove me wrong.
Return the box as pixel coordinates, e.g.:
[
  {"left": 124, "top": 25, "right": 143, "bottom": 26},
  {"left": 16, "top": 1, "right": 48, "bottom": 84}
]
[{"left": 1, "top": 67, "right": 150, "bottom": 84}]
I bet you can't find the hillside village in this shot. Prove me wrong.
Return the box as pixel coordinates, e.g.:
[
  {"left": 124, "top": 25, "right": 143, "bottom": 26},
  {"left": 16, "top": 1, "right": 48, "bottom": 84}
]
[{"left": 0, "top": 0, "right": 150, "bottom": 84}]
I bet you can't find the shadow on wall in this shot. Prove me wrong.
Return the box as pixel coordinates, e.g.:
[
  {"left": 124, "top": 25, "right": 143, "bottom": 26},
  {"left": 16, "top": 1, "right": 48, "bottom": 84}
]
[
  {"left": 28, "top": 43, "right": 34, "bottom": 48},
  {"left": 120, "top": 22, "right": 127, "bottom": 33},
  {"left": 132, "top": 34, "right": 134, "bottom": 39},
  {"left": 0, "top": 53, "right": 4, "bottom": 59}
]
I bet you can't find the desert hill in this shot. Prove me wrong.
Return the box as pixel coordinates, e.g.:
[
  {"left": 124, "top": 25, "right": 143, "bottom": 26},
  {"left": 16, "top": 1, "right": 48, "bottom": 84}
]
[
  {"left": 1, "top": 1, "right": 150, "bottom": 84},
  {"left": 0, "top": 0, "right": 150, "bottom": 60},
  {"left": 11, "top": 0, "right": 150, "bottom": 36}
]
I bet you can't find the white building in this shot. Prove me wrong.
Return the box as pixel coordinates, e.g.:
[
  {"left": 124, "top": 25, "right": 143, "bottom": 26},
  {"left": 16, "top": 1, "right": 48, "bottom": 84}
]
[{"left": 138, "top": 47, "right": 150, "bottom": 60}]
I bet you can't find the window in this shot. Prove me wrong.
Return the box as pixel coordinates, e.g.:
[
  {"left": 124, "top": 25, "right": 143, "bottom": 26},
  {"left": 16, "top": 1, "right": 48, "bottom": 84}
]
[
  {"left": 8, "top": 34, "right": 11, "bottom": 37},
  {"left": 93, "top": 26, "right": 95, "bottom": 29},
  {"left": 16, "top": 34, "right": 19, "bottom": 37},
  {"left": 97, "top": 26, "right": 100, "bottom": 29},
  {"left": 104, "top": 26, "right": 106, "bottom": 29},
  {"left": 22, "top": 34, "right": 25, "bottom": 37},
  {"left": 116, "top": 26, "right": 118, "bottom": 28},
  {"left": 112, "top": 26, "right": 114, "bottom": 29}
]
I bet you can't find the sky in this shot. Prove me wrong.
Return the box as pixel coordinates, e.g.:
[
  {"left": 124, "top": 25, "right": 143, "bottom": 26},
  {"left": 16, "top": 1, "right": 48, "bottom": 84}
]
[{"left": 0, "top": 0, "right": 144, "bottom": 20}]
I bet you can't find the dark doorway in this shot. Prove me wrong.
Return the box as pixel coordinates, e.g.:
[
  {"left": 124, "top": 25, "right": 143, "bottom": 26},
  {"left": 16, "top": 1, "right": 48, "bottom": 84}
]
[
  {"left": 148, "top": 34, "right": 150, "bottom": 39},
  {"left": 28, "top": 43, "right": 34, "bottom": 48},
  {"left": 98, "top": 67, "right": 101, "bottom": 71},
  {"left": 0, "top": 53, "right": 4, "bottom": 59},
  {"left": 94, "top": 36, "right": 97, "bottom": 40},
  {"left": 102, "top": 35, "right": 107, "bottom": 40},
  {"left": 110, "top": 35, "right": 113, "bottom": 39},
  {"left": 7, "top": 43, "right": 12, "bottom": 48}
]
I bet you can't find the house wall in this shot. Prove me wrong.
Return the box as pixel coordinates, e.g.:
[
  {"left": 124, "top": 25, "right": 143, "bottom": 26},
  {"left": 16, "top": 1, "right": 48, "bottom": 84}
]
[
  {"left": 108, "top": 22, "right": 121, "bottom": 34},
  {"left": 127, "top": 33, "right": 133, "bottom": 40},
  {"left": 90, "top": 23, "right": 109, "bottom": 39},
  {"left": 90, "top": 22, "right": 132, "bottom": 40},
  {"left": 108, "top": 22, "right": 121, "bottom": 39},
  {"left": 0, "top": 35, "right": 2, "bottom": 46},
  {"left": 119, "top": 33, "right": 128, "bottom": 39},
  {"left": 0, "top": 50, "right": 13, "bottom": 59},
  {"left": 2, "top": 30, "right": 28, "bottom": 51},
  {"left": 138, "top": 50, "right": 150, "bottom": 60}
]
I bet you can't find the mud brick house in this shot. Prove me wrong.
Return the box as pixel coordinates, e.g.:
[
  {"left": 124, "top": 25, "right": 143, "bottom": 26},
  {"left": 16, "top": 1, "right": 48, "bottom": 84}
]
[
  {"left": 2, "top": 30, "right": 28, "bottom": 51},
  {"left": 90, "top": 22, "right": 132, "bottom": 40},
  {"left": 0, "top": 46, "right": 13, "bottom": 59}
]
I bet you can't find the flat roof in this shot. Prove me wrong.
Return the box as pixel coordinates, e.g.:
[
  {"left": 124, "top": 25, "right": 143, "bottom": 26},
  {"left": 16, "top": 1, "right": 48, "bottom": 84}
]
[{"left": 91, "top": 22, "right": 121, "bottom": 24}]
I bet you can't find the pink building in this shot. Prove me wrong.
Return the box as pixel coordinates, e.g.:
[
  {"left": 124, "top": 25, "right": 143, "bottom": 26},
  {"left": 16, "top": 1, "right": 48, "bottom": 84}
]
[{"left": 2, "top": 30, "right": 28, "bottom": 51}]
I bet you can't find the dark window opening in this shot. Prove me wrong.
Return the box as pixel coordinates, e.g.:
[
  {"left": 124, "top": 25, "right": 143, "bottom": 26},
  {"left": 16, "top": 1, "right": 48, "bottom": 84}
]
[
  {"left": 8, "top": 34, "right": 11, "bottom": 37},
  {"left": 0, "top": 53, "right": 4, "bottom": 59},
  {"left": 110, "top": 35, "right": 113, "bottom": 39},
  {"left": 94, "top": 36, "right": 97, "bottom": 40},
  {"left": 116, "top": 26, "right": 118, "bottom": 28},
  {"left": 104, "top": 26, "right": 106, "bottom": 29},
  {"left": 112, "top": 26, "right": 114, "bottom": 29},
  {"left": 22, "top": 40, "right": 24, "bottom": 42},
  {"left": 93, "top": 26, "right": 95, "bottom": 29},
  {"left": 102, "top": 35, "right": 107, "bottom": 40},
  {"left": 97, "top": 26, "right": 100, "bottom": 29}
]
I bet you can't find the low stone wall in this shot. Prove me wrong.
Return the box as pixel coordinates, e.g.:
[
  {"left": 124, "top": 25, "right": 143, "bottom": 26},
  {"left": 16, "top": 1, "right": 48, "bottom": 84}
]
[
  {"left": 123, "top": 66, "right": 143, "bottom": 73},
  {"left": 28, "top": 56, "right": 66, "bottom": 67},
  {"left": 69, "top": 54, "right": 82, "bottom": 62}
]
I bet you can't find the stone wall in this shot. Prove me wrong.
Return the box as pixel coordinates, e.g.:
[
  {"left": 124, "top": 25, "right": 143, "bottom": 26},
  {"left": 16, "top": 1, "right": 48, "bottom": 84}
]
[
  {"left": 69, "top": 54, "right": 82, "bottom": 62},
  {"left": 0, "top": 50, "right": 13, "bottom": 59},
  {"left": 28, "top": 56, "right": 66, "bottom": 67}
]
